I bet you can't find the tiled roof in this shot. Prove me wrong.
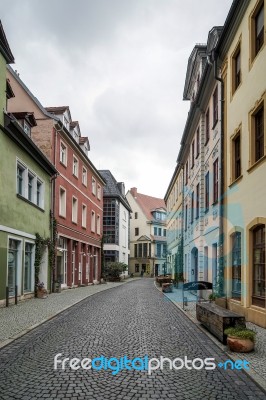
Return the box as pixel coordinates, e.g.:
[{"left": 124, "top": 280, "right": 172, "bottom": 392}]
[
  {"left": 99, "top": 170, "right": 132, "bottom": 212},
  {"left": 130, "top": 188, "right": 166, "bottom": 220}
]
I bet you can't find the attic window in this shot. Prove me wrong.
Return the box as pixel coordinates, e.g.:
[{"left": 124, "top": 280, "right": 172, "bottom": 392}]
[{"left": 24, "top": 121, "right": 31, "bottom": 137}]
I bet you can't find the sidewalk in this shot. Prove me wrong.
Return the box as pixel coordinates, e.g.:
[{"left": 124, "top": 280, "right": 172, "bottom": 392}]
[
  {"left": 159, "top": 284, "right": 266, "bottom": 392},
  {"left": 0, "top": 278, "right": 139, "bottom": 348}
]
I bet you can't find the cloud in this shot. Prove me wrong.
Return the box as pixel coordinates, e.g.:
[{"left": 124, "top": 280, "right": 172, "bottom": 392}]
[{"left": 2, "top": 0, "right": 233, "bottom": 197}]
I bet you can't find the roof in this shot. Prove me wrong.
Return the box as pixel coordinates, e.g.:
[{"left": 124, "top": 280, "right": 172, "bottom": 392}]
[
  {"left": 45, "top": 106, "right": 69, "bottom": 114},
  {"left": 0, "top": 21, "right": 15, "bottom": 63},
  {"left": 2, "top": 113, "right": 57, "bottom": 176},
  {"left": 70, "top": 121, "right": 79, "bottom": 129},
  {"left": 129, "top": 188, "right": 166, "bottom": 220},
  {"left": 99, "top": 170, "right": 132, "bottom": 212},
  {"left": 11, "top": 112, "right": 37, "bottom": 127}
]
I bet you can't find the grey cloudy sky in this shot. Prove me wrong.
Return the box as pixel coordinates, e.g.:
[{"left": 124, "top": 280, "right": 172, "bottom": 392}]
[{"left": 2, "top": 0, "right": 232, "bottom": 198}]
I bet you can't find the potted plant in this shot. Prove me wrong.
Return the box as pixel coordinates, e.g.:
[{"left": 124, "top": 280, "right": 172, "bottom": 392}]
[
  {"left": 36, "top": 282, "right": 48, "bottom": 299},
  {"left": 208, "top": 293, "right": 217, "bottom": 302},
  {"left": 224, "top": 327, "right": 256, "bottom": 353}
]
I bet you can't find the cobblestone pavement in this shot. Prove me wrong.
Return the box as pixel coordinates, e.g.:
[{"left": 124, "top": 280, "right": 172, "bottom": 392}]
[
  {"left": 0, "top": 280, "right": 137, "bottom": 345},
  {"left": 164, "top": 286, "right": 266, "bottom": 391},
  {"left": 0, "top": 279, "right": 266, "bottom": 400}
]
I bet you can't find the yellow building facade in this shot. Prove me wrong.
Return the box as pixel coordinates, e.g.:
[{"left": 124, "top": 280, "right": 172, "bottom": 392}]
[{"left": 219, "top": 0, "right": 266, "bottom": 327}]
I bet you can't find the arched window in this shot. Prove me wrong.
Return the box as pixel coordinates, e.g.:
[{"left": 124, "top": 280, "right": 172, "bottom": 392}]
[{"left": 252, "top": 224, "right": 265, "bottom": 308}]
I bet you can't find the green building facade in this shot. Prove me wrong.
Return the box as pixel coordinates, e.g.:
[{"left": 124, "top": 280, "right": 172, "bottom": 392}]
[{"left": 0, "top": 22, "right": 57, "bottom": 304}]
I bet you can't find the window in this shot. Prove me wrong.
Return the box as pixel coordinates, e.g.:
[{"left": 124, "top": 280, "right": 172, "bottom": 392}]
[
  {"left": 156, "top": 243, "right": 161, "bottom": 257},
  {"left": 205, "top": 172, "right": 209, "bottom": 211},
  {"left": 24, "top": 243, "right": 33, "bottom": 292},
  {"left": 60, "top": 141, "right": 67, "bottom": 166},
  {"left": 143, "top": 243, "right": 148, "bottom": 257},
  {"left": 73, "top": 156, "right": 78, "bottom": 177},
  {"left": 196, "top": 183, "right": 200, "bottom": 219},
  {"left": 205, "top": 109, "right": 210, "bottom": 144},
  {"left": 17, "top": 163, "right": 25, "bottom": 196},
  {"left": 213, "top": 87, "right": 218, "bottom": 127},
  {"left": 82, "top": 167, "right": 87, "bottom": 186},
  {"left": 251, "top": 2, "right": 264, "bottom": 61},
  {"left": 233, "top": 132, "right": 241, "bottom": 180},
  {"left": 213, "top": 159, "right": 219, "bottom": 204},
  {"left": 92, "top": 177, "right": 96, "bottom": 195},
  {"left": 158, "top": 228, "right": 162, "bottom": 236},
  {"left": 97, "top": 215, "right": 101, "bottom": 235},
  {"left": 36, "top": 180, "right": 41, "bottom": 206},
  {"left": 138, "top": 243, "right": 143, "bottom": 258},
  {"left": 82, "top": 204, "right": 87, "bottom": 228},
  {"left": 24, "top": 121, "right": 31, "bottom": 137},
  {"left": 185, "top": 204, "right": 188, "bottom": 231},
  {"left": 91, "top": 211, "right": 96, "bottom": 232},
  {"left": 63, "top": 115, "right": 69, "bottom": 130},
  {"left": 185, "top": 161, "right": 189, "bottom": 184},
  {"left": 28, "top": 173, "right": 34, "bottom": 201},
  {"left": 232, "top": 232, "right": 241, "bottom": 299},
  {"left": 164, "top": 229, "right": 166, "bottom": 237},
  {"left": 135, "top": 264, "right": 139, "bottom": 273},
  {"left": 196, "top": 128, "right": 200, "bottom": 158},
  {"left": 252, "top": 225, "right": 265, "bottom": 307},
  {"left": 59, "top": 187, "right": 66, "bottom": 217},
  {"left": 16, "top": 160, "right": 44, "bottom": 208},
  {"left": 97, "top": 185, "right": 101, "bottom": 200},
  {"left": 135, "top": 212, "right": 138, "bottom": 219},
  {"left": 72, "top": 197, "right": 78, "bottom": 223},
  {"left": 232, "top": 44, "right": 241, "bottom": 92},
  {"left": 255, "top": 106, "right": 264, "bottom": 162},
  {"left": 154, "top": 227, "right": 158, "bottom": 235},
  {"left": 191, "top": 192, "right": 194, "bottom": 224},
  {"left": 191, "top": 141, "right": 195, "bottom": 168},
  {"left": 134, "top": 244, "right": 137, "bottom": 257},
  {"left": 135, "top": 227, "right": 139, "bottom": 236}
]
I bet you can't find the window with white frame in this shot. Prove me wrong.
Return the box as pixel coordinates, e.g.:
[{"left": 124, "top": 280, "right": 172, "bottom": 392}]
[
  {"left": 73, "top": 155, "right": 79, "bottom": 177},
  {"left": 97, "top": 215, "right": 101, "bottom": 235},
  {"left": 92, "top": 177, "right": 96, "bottom": 195},
  {"left": 82, "top": 204, "right": 87, "bottom": 228},
  {"left": 72, "top": 197, "right": 78, "bottom": 223},
  {"left": 17, "top": 163, "right": 25, "bottom": 196},
  {"left": 16, "top": 160, "right": 44, "bottom": 208},
  {"left": 82, "top": 167, "right": 87, "bottom": 186},
  {"left": 91, "top": 210, "right": 96, "bottom": 232},
  {"left": 59, "top": 187, "right": 66, "bottom": 217},
  {"left": 60, "top": 141, "right": 67, "bottom": 166},
  {"left": 24, "top": 121, "right": 31, "bottom": 137},
  {"left": 97, "top": 184, "right": 101, "bottom": 200}
]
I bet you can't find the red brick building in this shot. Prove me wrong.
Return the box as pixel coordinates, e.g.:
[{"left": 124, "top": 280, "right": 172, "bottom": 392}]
[{"left": 7, "top": 66, "right": 105, "bottom": 288}]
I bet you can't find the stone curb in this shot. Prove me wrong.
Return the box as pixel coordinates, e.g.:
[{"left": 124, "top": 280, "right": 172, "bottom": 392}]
[
  {"left": 154, "top": 281, "right": 266, "bottom": 393},
  {"left": 0, "top": 278, "right": 140, "bottom": 351}
]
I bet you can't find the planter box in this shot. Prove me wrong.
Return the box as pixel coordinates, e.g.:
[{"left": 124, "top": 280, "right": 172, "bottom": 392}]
[{"left": 196, "top": 303, "right": 246, "bottom": 344}]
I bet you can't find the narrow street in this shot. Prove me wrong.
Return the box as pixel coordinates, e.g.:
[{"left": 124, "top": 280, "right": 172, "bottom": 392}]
[{"left": 0, "top": 280, "right": 265, "bottom": 400}]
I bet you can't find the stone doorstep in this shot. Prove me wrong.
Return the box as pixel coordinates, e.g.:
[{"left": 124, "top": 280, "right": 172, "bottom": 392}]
[
  {"left": 0, "top": 279, "right": 140, "bottom": 350},
  {"left": 154, "top": 282, "right": 266, "bottom": 394}
]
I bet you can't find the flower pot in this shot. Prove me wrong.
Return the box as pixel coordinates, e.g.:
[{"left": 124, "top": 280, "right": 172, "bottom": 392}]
[
  {"left": 227, "top": 336, "right": 254, "bottom": 353},
  {"left": 37, "top": 288, "right": 48, "bottom": 299}
]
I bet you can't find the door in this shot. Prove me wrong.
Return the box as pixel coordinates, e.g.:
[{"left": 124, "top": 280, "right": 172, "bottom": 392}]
[{"left": 8, "top": 239, "right": 18, "bottom": 297}]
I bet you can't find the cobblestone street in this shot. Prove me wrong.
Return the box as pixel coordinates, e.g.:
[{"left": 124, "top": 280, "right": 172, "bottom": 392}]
[{"left": 0, "top": 279, "right": 265, "bottom": 400}]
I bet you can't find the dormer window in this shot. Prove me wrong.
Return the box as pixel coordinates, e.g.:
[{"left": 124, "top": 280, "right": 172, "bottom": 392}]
[
  {"left": 24, "top": 121, "right": 31, "bottom": 137},
  {"left": 63, "top": 115, "right": 69, "bottom": 130}
]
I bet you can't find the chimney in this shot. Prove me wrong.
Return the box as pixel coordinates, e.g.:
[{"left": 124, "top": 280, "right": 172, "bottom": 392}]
[
  {"left": 117, "top": 182, "right": 125, "bottom": 196},
  {"left": 131, "top": 187, "right": 137, "bottom": 198}
]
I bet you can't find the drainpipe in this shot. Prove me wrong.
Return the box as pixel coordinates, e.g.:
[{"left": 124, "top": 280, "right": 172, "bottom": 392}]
[
  {"left": 213, "top": 52, "right": 225, "bottom": 298},
  {"left": 181, "top": 164, "right": 185, "bottom": 283}
]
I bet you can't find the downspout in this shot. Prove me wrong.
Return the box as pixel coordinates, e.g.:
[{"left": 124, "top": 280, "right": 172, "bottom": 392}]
[
  {"left": 181, "top": 164, "right": 185, "bottom": 283},
  {"left": 214, "top": 52, "right": 225, "bottom": 298}
]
